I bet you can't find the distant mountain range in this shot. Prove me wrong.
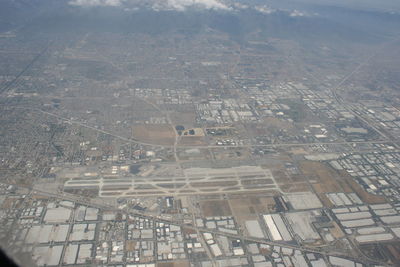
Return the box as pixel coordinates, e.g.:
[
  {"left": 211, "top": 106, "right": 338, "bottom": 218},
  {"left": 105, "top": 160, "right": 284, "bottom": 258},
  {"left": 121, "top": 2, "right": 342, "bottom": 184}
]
[{"left": 1, "top": 0, "right": 399, "bottom": 45}]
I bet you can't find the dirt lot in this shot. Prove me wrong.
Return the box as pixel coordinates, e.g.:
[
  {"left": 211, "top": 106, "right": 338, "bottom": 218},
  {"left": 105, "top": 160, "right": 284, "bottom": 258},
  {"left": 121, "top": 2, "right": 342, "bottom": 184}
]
[
  {"left": 299, "top": 160, "right": 385, "bottom": 206},
  {"left": 229, "top": 197, "right": 274, "bottom": 220},
  {"left": 182, "top": 227, "right": 196, "bottom": 235},
  {"left": 300, "top": 161, "right": 347, "bottom": 191},
  {"left": 1, "top": 197, "right": 20, "bottom": 209},
  {"left": 132, "top": 124, "right": 176, "bottom": 145},
  {"left": 340, "top": 171, "right": 386, "bottom": 204},
  {"left": 273, "top": 169, "right": 310, "bottom": 193},
  {"left": 157, "top": 261, "right": 190, "bottom": 267},
  {"left": 299, "top": 161, "right": 353, "bottom": 207},
  {"left": 181, "top": 128, "right": 205, "bottom": 137},
  {"left": 178, "top": 136, "right": 207, "bottom": 146},
  {"left": 262, "top": 117, "right": 295, "bottom": 131},
  {"left": 280, "top": 183, "right": 310, "bottom": 193},
  {"left": 125, "top": 240, "right": 136, "bottom": 251},
  {"left": 200, "top": 200, "right": 232, "bottom": 216},
  {"left": 330, "top": 221, "right": 345, "bottom": 239},
  {"left": 169, "top": 108, "right": 196, "bottom": 126},
  {"left": 177, "top": 148, "right": 212, "bottom": 161},
  {"left": 229, "top": 196, "right": 276, "bottom": 234},
  {"left": 212, "top": 147, "right": 252, "bottom": 161}
]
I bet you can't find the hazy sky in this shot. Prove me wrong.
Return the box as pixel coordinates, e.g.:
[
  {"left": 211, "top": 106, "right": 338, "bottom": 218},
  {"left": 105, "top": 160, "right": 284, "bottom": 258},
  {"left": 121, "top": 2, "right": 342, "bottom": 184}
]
[
  {"left": 269, "top": 0, "right": 400, "bottom": 12},
  {"left": 66, "top": 0, "right": 400, "bottom": 13}
]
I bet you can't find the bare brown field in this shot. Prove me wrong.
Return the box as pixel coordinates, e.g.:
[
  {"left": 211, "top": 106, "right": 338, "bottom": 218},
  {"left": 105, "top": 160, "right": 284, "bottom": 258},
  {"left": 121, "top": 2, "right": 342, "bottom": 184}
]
[
  {"left": 299, "top": 160, "right": 385, "bottom": 206},
  {"left": 300, "top": 161, "right": 351, "bottom": 207},
  {"left": 1, "top": 197, "right": 19, "bottom": 209},
  {"left": 229, "top": 196, "right": 274, "bottom": 221},
  {"left": 313, "top": 185, "right": 335, "bottom": 208},
  {"left": 330, "top": 221, "right": 345, "bottom": 239},
  {"left": 273, "top": 167, "right": 310, "bottom": 193},
  {"left": 212, "top": 147, "right": 252, "bottom": 161},
  {"left": 245, "top": 123, "right": 268, "bottom": 135},
  {"left": 340, "top": 171, "right": 386, "bottom": 204},
  {"left": 300, "top": 161, "right": 345, "bottom": 191},
  {"left": 272, "top": 170, "right": 292, "bottom": 184},
  {"left": 181, "top": 128, "right": 205, "bottom": 136},
  {"left": 170, "top": 109, "right": 196, "bottom": 126},
  {"left": 64, "top": 188, "right": 99, "bottom": 198},
  {"left": 291, "top": 174, "right": 310, "bottom": 183},
  {"left": 125, "top": 240, "right": 136, "bottom": 251},
  {"left": 262, "top": 117, "right": 294, "bottom": 130},
  {"left": 259, "top": 246, "right": 271, "bottom": 255},
  {"left": 229, "top": 196, "right": 276, "bottom": 237},
  {"left": 290, "top": 147, "right": 308, "bottom": 155},
  {"left": 132, "top": 124, "right": 176, "bottom": 145},
  {"left": 200, "top": 200, "right": 232, "bottom": 216},
  {"left": 157, "top": 261, "right": 190, "bottom": 267},
  {"left": 182, "top": 227, "right": 196, "bottom": 235},
  {"left": 280, "top": 183, "right": 310, "bottom": 193},
  {"left": 86, "top": 149, "right": 102, "bottom": 157},
  {"left": 177, "top": 148, "right": 211, "bottom": 161},
  {"left": 31, "top": 194, "right": 51, "bottom": 200},
  {"left": 178, "top": 136, "right": 207, "bottom": 146}
]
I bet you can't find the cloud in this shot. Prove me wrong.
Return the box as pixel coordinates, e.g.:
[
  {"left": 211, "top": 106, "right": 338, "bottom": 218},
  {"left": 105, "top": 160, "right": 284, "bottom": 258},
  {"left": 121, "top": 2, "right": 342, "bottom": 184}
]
[
  {"left": 254, "top": 5, "right": 276, "bottom": 14},
  {"left": 69, "top": 0, "right": 229, "bottom": 10},
  {"left": 289, "top": 9, "right": 308, "bottom": 17},
  {"left": 154, "top": 0, "right": 229, "bottom": 11},
  {"left": 67, "top": 0, "right": 314, "bottom": 18},
  {"left": 69, "top": 0, "right": 123, "bottom": 7},
  {"left": 232, "top": 3, "right": 249, "bottom": 10}
]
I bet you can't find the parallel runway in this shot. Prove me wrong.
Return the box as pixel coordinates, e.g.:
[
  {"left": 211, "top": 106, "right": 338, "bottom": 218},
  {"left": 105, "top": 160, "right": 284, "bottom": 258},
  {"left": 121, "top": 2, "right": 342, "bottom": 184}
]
[{"left": 63, "top": 165, "right": 280, "bottom": 197}]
